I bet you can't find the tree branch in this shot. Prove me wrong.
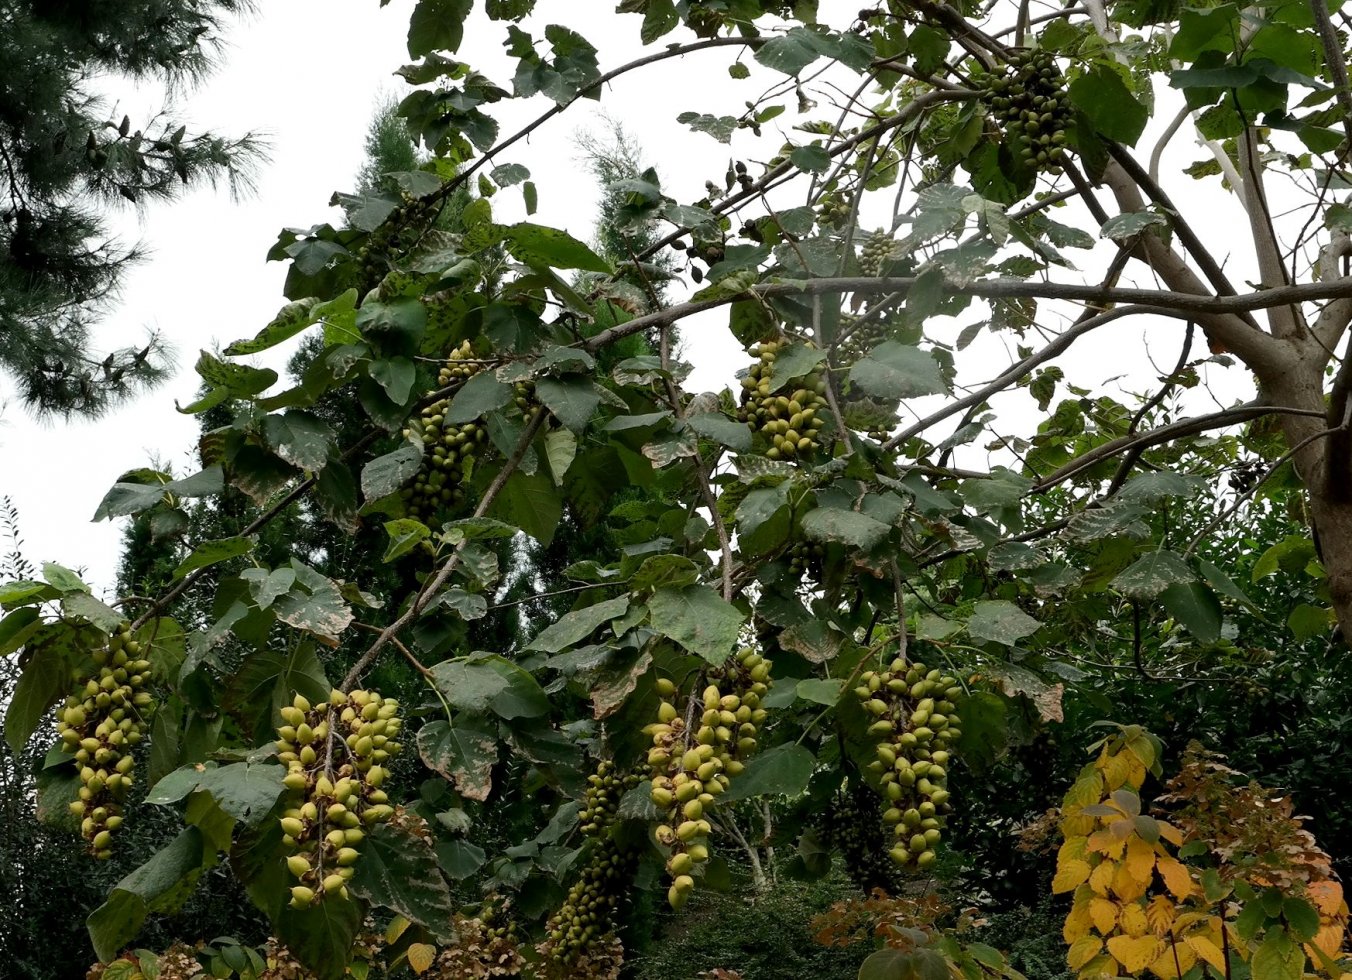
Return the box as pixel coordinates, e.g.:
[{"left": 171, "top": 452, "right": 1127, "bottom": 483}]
[
  {"left": 341, "top": 406, "right": 547, "bottom": 690},
  {"left": 1032, "top": 402, "right": 1327, "bottom": 491}
]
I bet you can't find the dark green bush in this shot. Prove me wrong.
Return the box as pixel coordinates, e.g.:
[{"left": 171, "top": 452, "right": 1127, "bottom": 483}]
[{"left": 629, "top": 870, "right": 868, "bottom": 980}]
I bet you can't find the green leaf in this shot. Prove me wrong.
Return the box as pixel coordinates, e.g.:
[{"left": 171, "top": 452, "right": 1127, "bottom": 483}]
[
  {"left": 1287, "top": 603, "right": 1333, "bottom": 642},
  {"left": 1069, "top": 66, "right": 1149, "bottom": 145},
  {"left": 360, "top": 443, "right": 422, "bottom": 502},
  {"left": 275, "top": 892, "right": 362, "bottom": 980},
  {"left": 61, "top": 592, "right": 124, "bottom": 632},
  {"left": 502, "top": 222, "right": 610, "bottom": 272},
  {"left": 543, "top": 426, "right": 578, "bottom": 485},
  {"left": 448, "top": 372, "right": 512, "bottom": 423},
  {"left": 1100, "top": 210, "right": 1169, "bottom": 241},
  {"left": 528, "top": 597, "right": 630, "bottom": 652},
  {"left": 383, "top": 519, "right": 430, "bottom": 562},
  {"left": 763, "top": 342, "right": 827, "bottom": 392},
  {"left": 676, "top": 111, "right": 738, "bottom": 143},
  {"left": 648, "top": 585, "right": 745, "bottom": 665},
  {"left": 796, "top": 678, "right": 844, "bottom": 705},
  {"left": 42, "top": 562, "right": 89, "bottom": 594},
  {"left": 859, "top": 949, "right": 914, "bottom": 980},
  {"left": 263, "top": 411, "right": 335, "bottom": 473},
  {"left": 1282, "top": 896, "right": 1321, "bottom": 942},
  {"left": 225, "top": 644, "right": 330, "bottom": 742},
  {"left": 801, "top": 506, "right": 891, "bottom": 551},
  {"left": 755, "top": 28, "right": 821, "bottom": 75},
  {"left": 0, "top": 606, "right": 42, "bottom": 657},
  {"left": 272, "top": 564, "right": 353, "bottom": 640},
  {"left": 172, "top": 536, "right": 255, "bottom": 581},
  {"left": 790, "top": 144, "right": 830, "bottom": 172},
  {"left": 1161, "top": 581, "right": 1222, "bottom": 643},
  {"left": 481, "top": 657, "right": 550, "bottom": 719},
  {"left": 1115, "top": 472, "right": 1207, "bottom": 503},
  {"left": 536, "top": 377, "right": 600, "bottom": 432},
  {"left": 966, "top": 600, "right": 1041, "bottom": 645},
  {"left": 226, "top": 291, "right": 356, "bottom": 356},
  {"left": 417, "top": 718, "right": 498, "bottom": 801},
  {"left": 407, "top": 0, "right": 472, "bottom": 57},
  {"left": 722, "top": 743, "right": 816, "bottom": 802},
  {"left": 848, "top": 341, "right": 947, "bottom": 400},
  {"left": 368, "top": 357, "right": 417, "bottom": 406},
  {"left": 349, "top": 822, "right": 455, "bottom": 941},
  {"left": 1251, "top": 929, "right": 1303, "bottom": 980},
  {"left": 631, "top": 555, "right": 698, "bottom": 592},
  {"left": 957, "top": 691, "right": 1008, "bottom": 769},
  {"left": 1113, "top": 550, "right": 1196, "bottom": 599},
  {"left": 147, "top": 760, "right": 285, "bottom": 824},
  {"left": 87, "top": 828, "right": 213, "bottom": 961},
  {"left": 427, "top": 659, "right": 511, "bottom": 714},
  {"left": 686, "top": 412, "right": 752, "bottom": 452},
  {"left": 0, "top": 580, "right": 55, "bottom": 606},
  {"left": 736, "top": 485, "right": 791, "bottom": 555},
  {"left": 488, "top": 470, "right": 561, "bottom": 544},
  {"left": 4, "top": 619, "right": 70, "bottom": 753}
]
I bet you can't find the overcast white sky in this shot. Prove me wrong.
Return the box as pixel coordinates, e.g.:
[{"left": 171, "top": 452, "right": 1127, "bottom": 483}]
[{"left": 0, "top": 1, "right": 1262, "bottom": 596}]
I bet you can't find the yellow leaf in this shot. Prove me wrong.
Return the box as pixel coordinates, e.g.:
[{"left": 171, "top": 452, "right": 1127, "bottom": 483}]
[
  {"left": 1066, "top": 768, "right": 1106, "bottom": 806},
  {"left": 1102, "top": 752, "right": 1133, "bottom": 791},
  {"left": 1156, "top": 821, "right": 1184, "bottom": 847},
  {"left": 1120, "top": 902, "right": 1150, "bottom": 938},
  {"left": 1078, "top": 954, "right": 1120, "bottom": 980},
  {"left": 1309, "top": 881, "right": 1345, "bottom": 917},
  {"left": 1069, "top": 936, "right": 1106, "bottom": 970},
  {"left": 1055, "top": 858, "right": 1094, "bottom": 894},
  {"left": 1065, "top": 886, "right": 1097, "bottom": 940},
  {"left": 1063, "top": 813, "right": 1097, "bottom": 838},
  {"left": 1090, "top": 859, "right": 1117, "bottom": 896},
  {"left": 1146, "top": 895, "right": 1176, "bottom": 936},
  {"left": 1114, "top": 860, "right": 1149, "bottom": 902},
  {"left": 406, "top": 943, "right": 436, "bottom": 975},
  {"left": 1155, "top": 856, "right": 1194, "bottom": 900},
  {"left": 1060, "top": 836, "right": 1090, "bottom": 865},
  {"left": 1310, "top": 922, "right": 1345, "bottom": 959},
  {"left": 1090, "top": 897, "right": 1120, "bottom": 935},
  {"left": 1108, "top": 935, "right": 1165, "bottom": 972},
  {"left": 1124, "top": 836, "right": 1156, "bottom": 884},
  {"left": 1126, "top": 732, "right": 1154, "bottom": 767},
  {"left": 1185, "top": 935, "right": 1228, "bottom": 974},
  {"left": 384, "top": 915, "right": 412, "bottom": 945},
  {"left": 1088, "top": 828, "right": 1129, "bottom": 858},
  {"left": 1148, "top": 939, "right": 1197, "bottom": 979}
]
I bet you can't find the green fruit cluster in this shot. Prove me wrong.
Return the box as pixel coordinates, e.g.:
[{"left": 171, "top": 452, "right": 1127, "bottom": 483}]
[
  {"left": 274, "top": 689, "right": 402, "bottom": 908},
  {"left": 401, "top": 340, "right": 489, "bottom": 524},
  {"left": 59, "top": 622, "right": 154, "bottom": 858},
  {"left": 976, "top": 49, "right": 1072, "bottom": 174},
  {"left": 542, "top": 837, "right": 635, "bottom": 962},
  {"left": 854, "top": 659, "right": 963, "bottom": 870},
  {"left": 436, "top": 899, "right": 526, "bottom": 978},
  {"left": 541, "top": 758, "right": 641, "bottom": 965},
  {"left": 785, "top": 539, "right": 825, "bottom": 579},
  {"left": 811, "top": 779, "right": 902, "bottom": 893},
  {"left": 858, "top": 231, "right": 895, "bottom": 277},
  {"left": 646, "top": 648, "right": 772, "bottom": 909},
  {"left": 738, "top": 339, "right": 829, "bottom": 462},
  {"left": 579, "top": 758, "right": 638, "bottom": 838},
  {"left": 834, "top": 313, "right": 888, "bottom": 367},
  {"left": 355, "top": 194, "right": 438, "bottom": 292}
]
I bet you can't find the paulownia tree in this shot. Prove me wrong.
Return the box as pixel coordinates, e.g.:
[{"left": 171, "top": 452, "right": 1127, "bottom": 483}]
[{"left": 4, "top": 1, "right": 1352, "bottom": 977}]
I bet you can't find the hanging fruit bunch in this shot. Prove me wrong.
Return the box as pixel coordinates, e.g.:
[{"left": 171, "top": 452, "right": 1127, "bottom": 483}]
[
  {"left": 432, "top": 897, "right": 526, "bottom": 979},
  {"left": 811, "top": 778, "right": 904, "bottom": 893},
  {"left": 274, "top": 689, "right": 402, "bottom": 907},
  {"left": 540, "top": 759, "right": 639, "bottom": 972},
  {"left": 858, "top": 230, "right": 896, "bottom": 278},
  {"left": 58, "top": 621, "right": 154, "bottom": 858},
  {"left": 646, "top": 648, "right": 772, "bottom": 909},
  {"left": 401, "top": 340, "right": 488, "bottom": 524},
  {"left": 974, "top": 48, "right": 1073, "bottom": 175},
  {"left": 738, "top": 339, "right": 830, "bottom": 462},
  {"left": 855, "top": 658, "right": 963, "bottom": 870}
]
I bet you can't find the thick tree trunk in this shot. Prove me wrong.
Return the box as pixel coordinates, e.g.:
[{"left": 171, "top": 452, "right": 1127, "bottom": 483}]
[{"left": 1261, "top": 345, "right": 1352, "bottom": 636}]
